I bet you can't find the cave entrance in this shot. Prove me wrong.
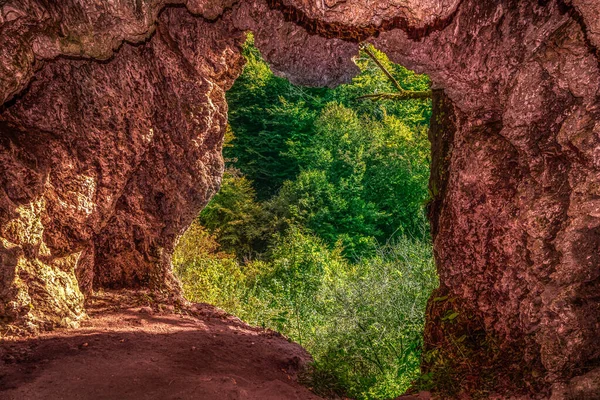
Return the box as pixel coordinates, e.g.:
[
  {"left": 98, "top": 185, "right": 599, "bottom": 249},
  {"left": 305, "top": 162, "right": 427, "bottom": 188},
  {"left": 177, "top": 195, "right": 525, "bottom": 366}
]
[{"left": 173, "top": 34, "right": 438, "bottom": 399}]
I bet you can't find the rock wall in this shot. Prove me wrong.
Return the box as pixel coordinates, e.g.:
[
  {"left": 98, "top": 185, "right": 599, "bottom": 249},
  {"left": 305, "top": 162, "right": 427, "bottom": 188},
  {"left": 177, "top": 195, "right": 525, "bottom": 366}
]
[
  {"left": 373, "top": 2, "right": 600, "bottom": 396},
  {"left": 0, "top": 5, "right": 245, "bottom": 330},
  {"left": 0, "top": 0, "right": 598, "bottom": 397}
]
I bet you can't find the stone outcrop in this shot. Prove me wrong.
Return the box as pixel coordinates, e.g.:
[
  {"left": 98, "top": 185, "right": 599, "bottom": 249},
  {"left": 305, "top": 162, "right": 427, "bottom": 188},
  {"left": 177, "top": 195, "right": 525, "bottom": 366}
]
[
  {"left": 0, "top": 4, "right": 245, "bottom": 330},
  {"left": 0, "top": 0, "right": 598, "bottom": 397},
  {"left": 371, "top": 1, "right": 600, "bottom": 396}
]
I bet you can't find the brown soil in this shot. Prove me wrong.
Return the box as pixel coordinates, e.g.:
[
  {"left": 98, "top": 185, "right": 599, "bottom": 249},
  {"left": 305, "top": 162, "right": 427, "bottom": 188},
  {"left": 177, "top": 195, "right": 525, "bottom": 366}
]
[{"left": 0, "top": 291, "right": 323, "bottom": 400}]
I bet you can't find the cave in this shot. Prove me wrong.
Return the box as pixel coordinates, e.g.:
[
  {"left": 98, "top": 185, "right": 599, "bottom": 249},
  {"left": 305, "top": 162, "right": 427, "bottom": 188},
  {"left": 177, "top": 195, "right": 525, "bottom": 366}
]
[{"left": 0, "top": 0, "right": 599, "bottom": 398}]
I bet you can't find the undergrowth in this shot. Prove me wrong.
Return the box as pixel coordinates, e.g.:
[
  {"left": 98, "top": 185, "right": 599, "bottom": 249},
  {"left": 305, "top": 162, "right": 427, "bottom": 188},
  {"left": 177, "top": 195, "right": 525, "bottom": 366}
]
[{"left": 174, "top": 224, "right": 437, "bottom": 399}]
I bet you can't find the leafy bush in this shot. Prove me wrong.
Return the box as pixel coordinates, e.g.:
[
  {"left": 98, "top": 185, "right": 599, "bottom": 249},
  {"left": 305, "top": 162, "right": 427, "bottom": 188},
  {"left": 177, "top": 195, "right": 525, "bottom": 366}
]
[
  {"left": 173, "top": 222, "right": 247, "bottom": 311},
  {"left": 309, "top": 235, "right": 438, "bottom": 399},
  {"left": 225, "top": 35, "right": 324, "bottom": 199},
  {"left": 199, "top": 168, "right": 272, "bottom": 261},
  {"left": 174, "top": 226, "right": 437, "bottom": 399},
  {"left": 271, "top": 103, "right": 430, "bottom": 258}
]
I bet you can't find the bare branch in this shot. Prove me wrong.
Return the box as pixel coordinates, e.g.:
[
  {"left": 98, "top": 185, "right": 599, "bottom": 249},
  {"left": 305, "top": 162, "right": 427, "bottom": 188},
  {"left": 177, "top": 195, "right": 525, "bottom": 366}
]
[
  {"left": 357, "top": 43, "right": 432, "bottom": 103},
  {"left": 356, "top": 91, "right": 432, "bottom": 102},
  {"left": 360, "top": 44, "right": 404, "bottom": 93}
]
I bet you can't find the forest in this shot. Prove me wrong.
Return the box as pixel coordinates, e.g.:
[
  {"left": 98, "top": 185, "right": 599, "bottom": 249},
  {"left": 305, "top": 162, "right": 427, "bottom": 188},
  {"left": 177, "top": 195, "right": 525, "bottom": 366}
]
[{"left": 173, "top": 35, "right": 438, "bottom": 400}]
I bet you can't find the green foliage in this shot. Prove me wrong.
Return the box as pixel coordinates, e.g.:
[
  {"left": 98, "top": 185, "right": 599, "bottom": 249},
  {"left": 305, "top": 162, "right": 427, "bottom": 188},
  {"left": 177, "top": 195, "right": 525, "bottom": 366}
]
[
  {"left": 225, "top": 35, "right": 324, "bottom": 199},
  {"left": 241, "top": 228, "right": 344, "bottom": 343},
  {"left": 199, "top": 168, "right": 272, "bottom": 260},
  {"left": 361, "top": 116, "right": 431, "bottom": 238},
  {"left": 173, "top": 222, "right": 247, "bottom": 311},
  {"left": 310, "top": 236, "right": 438, "bottom": 399},
  {"left": 174, "top": 227, "right": 437, "bottom": 399},
  {"left": 271, "top": 168, "right": 381, "bottom": 258},
  {"left": 226, "top": 37, "right": 430, "bottom": 202},
  {"left": 174, "top": 34, "right": 438, "bottom": 399},
  {"left": 271, "top": 103, "right": 430, "bottom": 257}
]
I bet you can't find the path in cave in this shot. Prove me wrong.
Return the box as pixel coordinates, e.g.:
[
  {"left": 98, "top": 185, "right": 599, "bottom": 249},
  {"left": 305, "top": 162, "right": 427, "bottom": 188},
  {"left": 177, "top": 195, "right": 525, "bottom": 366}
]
[{"left": 0, "top": 291, "right": 321, "bottom": 400}]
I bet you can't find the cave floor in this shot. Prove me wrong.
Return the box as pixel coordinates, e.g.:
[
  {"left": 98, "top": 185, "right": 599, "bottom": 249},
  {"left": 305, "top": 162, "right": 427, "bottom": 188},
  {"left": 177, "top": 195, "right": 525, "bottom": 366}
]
[{"left": 0, "top": 291, "right": 322, "bottom": 400}]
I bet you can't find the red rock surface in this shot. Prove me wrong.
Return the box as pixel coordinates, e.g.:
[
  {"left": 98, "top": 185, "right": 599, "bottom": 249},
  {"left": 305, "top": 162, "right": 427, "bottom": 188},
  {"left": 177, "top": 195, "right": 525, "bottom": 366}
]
[
  {"left": 0, "top": 0, "right": 599, "bottom": 397},
  {"left": 0, "top": 7, "right": 244, "bottom": 330}
]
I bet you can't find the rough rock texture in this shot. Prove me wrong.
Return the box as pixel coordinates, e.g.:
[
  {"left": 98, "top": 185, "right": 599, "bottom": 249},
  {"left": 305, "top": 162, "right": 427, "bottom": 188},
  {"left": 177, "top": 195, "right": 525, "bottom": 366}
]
[
  {"left": 0, "top": 0, "right": 241, "bottom": 105},
  {"left": 267, "top": 0, "right": 461, "bottom": 29},
  {"left": 372, "top": 1, "right": 600, "bottom": 395},
  {"left": 0, "top": 6, "right": 245, "bottom": 330},
  {"left": 232, "top": 0, "right": 360, "bottom": 87},
  {"left": 0, "top": 0, "right": 599, "bottom": 397}
]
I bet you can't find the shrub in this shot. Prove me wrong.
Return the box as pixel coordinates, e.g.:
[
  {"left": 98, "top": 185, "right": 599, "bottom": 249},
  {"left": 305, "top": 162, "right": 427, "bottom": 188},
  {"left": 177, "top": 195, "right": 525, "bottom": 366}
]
[
  {"left": 199, "top": 169, "right": 273, "bottom": 261},
  {"left": 173, "top": 221, "right": 247, "bottom": 312},
  {"left": 309, "top": 235, "right": 438, "bottom": 399},
  {"left": 174, "top": 224, "right": 438, "bottom": 399}
]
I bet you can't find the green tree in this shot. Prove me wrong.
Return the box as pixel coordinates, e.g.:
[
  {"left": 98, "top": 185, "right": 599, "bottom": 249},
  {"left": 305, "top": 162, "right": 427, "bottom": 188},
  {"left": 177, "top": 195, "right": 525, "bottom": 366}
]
[
  {"left": 225, "top": 35, "right": 324, "bottom": 199},
  {"left": 199, "top": 168, "right": 271, "bottom": 260},
  {"left": 271, "top": 103, "right": 430, "bottom": 257},
  {"left": 271, "top": 104, "right": 383, "bottom": 257}
]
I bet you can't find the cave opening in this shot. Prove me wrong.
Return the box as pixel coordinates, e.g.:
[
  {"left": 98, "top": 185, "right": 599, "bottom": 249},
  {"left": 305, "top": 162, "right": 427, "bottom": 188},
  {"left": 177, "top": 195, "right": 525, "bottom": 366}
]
[
  {"left": 1, "top": 1, "right": 600, "bottom": 399},
  {"left": 173, "top": 33, "right": 439, "bottom": 399}
]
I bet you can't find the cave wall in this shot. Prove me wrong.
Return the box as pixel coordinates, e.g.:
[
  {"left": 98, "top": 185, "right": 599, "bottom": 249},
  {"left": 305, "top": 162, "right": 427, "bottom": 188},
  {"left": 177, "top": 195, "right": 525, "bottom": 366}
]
[
  {"left": 373, "top": 2, "right": 600, "bottom": 395},
  {"left": 0, "top": 0, "right": 599, "bottom": 396},
  {"left": 0, "top": 5, "right": 245, "bottom": 329}
]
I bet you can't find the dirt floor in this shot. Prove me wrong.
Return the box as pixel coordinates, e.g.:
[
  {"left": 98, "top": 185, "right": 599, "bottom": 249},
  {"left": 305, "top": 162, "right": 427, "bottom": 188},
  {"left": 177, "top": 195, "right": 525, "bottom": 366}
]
[{"left": 0, "top": 291, "right": 323, "bottom": 400}]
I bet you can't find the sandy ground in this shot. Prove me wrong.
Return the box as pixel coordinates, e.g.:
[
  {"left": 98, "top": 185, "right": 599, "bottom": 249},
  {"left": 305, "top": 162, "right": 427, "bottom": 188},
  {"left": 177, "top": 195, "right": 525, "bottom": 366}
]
[{"left": 0, "top": 292, "right": 323, "bottom": 400}]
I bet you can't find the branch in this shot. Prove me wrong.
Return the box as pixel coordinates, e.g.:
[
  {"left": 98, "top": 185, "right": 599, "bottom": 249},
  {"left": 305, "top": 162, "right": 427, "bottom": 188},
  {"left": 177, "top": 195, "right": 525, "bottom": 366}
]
[
  {"left": 356, "top": 91, "right": 432, "bottom": 101},
  {"left": 357, "top": 43, "right": 432, "bottom": 102},
  {"left": 360, "top": 44, "right": 404, "bottom": 93}
]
